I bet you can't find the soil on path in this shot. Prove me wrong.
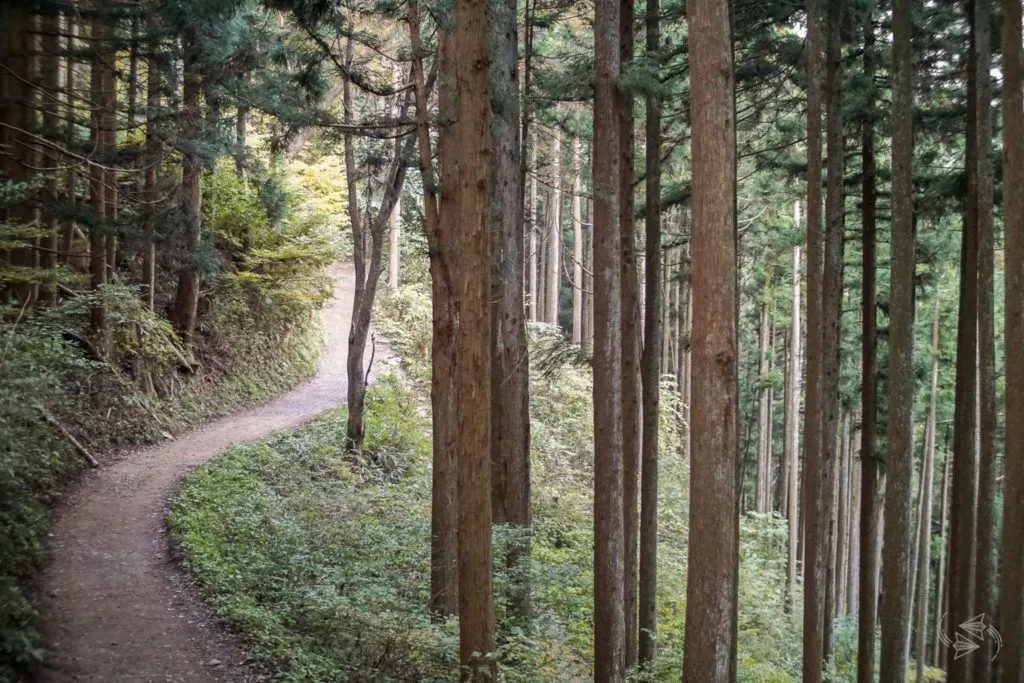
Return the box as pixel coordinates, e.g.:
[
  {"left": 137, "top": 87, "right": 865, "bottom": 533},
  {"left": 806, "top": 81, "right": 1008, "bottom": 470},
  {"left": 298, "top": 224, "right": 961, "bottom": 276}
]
[{"left": 39, "top": 264, "right": 378, "bottom": 682}]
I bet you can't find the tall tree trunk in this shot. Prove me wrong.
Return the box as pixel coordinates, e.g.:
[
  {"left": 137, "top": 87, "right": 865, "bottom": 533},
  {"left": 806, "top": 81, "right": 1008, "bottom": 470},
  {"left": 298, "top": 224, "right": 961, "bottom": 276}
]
[
  {"left": 389, "top": 190, "right": 401, "bottom": 292},
  {"left": 802, "top": 0, "right": 829, "bottom": 675},
  {"left": 638, "top": 0, "right": 661, "bottom": 661},
  {"left": 756, "top": 294, "right": 773, "bottom": 513},
  {"left": 880, "top": 0, "right": 916, "bottom": 676},
  {"left": 528, "top": 131, "right": 539, "bottom": 321},
  {"left": 592, "top": 0, "right": 626, "bottom": 671},
  {"left": 488, "top": 0, "right": 532, "bottom": 622},
  {"left": 619, "top": 0, "right": 640, "bottom": 666},
  {"left": 1000, "top": 0, "right": 1024, "bottom": 678},
  {"left": 820, "top": 0, "right": 845, "bottom": 661},
  {"left": 173, "top": 35, "right": 203, "bottom": 341},
  {"left": 972, "top": 0, "right": 997, "bottom": 674},
  {"left": 914, "top": 301, "right": 940, "bottom": 683},
  {"left": 388, "top": 64, "right": 403, "bottom": 293},
  {"left": 848, "top": 424, "right": 861, "bottom": 615},
  {"left": 410, "top": 3, "right": 457, "bottom": 617},
  {"left": 39, "top": 10, "right": 61, "bottom": 299},
  {"left": 61, "top": 14, "right": 77, "bottom": 262},
  {"left": 547, "top": 127, "right": 562, "bottom": 326},
  {"left": 572, "top": 137, "right": 584, "bottom": 344},
  {"left": 683, "top": 0, "right": 738, "bottom": 679},
  {"left": 448, "top": 0, "right": 496, "bottom": 672},
  {"left": 89, "top": 17, "right": 109, "bottom": 344},
  {"left": 787, "top": 242, "right": 803, "bottom": 613},
  {"left": 858, "top": 6, "right": 881, "bottom": 680},
  {"left": 143, "top": 18, "right": 160, "bottom": 311},
  {"left": 836, "top": 411, "right": 851, "bottom": 617},
  {"left": 933, "top": 437, "right": 951, "bottom": 670},
  {"left": 947, "top": 1, "right": 982, "bottom": 676},
  {"left": 582, "top": 194, "right": 593, "bottom": 353}
]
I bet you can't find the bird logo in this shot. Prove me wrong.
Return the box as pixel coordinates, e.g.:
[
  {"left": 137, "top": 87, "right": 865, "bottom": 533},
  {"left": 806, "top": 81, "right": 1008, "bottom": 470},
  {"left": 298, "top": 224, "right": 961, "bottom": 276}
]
[{"left": 939, "top": 613, "right": 1003, "bottom": 660}]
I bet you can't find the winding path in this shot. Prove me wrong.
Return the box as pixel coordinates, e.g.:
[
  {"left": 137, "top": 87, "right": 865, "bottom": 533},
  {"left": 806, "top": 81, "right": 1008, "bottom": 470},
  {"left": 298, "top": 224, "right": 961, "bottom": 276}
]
[{"left": 39, "top": 264, "right": 372, "bottom": 682}]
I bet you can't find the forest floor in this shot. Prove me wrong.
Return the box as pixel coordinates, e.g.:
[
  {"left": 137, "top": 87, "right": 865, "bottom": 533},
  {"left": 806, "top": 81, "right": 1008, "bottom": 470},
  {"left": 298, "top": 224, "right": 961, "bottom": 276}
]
[{"left": 37, "top": 263, "right": 381, "bottom": 682}]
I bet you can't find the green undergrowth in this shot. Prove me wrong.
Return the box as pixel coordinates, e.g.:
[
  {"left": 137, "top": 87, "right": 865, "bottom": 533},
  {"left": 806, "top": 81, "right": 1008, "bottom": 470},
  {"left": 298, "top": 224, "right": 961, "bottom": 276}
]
[
  {"left": 170, "top": 285, "right": 875, "bottom": 681},
  {"left": 0, "top": 293, "right": 322, "bottom": 682}
]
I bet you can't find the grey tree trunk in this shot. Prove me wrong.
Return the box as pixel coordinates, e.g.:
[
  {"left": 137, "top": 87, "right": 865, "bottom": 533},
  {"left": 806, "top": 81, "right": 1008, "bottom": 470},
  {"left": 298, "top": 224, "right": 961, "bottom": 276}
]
[
  {"left": 592, "top": 0, "right": 626, "bottom": 672},
  {"left": 787, "top": 242, "right": 803, "bottom": 613},
  {"left": 488, "top": 0, "right": 532, "bottom": 622},
  {"left": 547, "top": 127, "right": 562, "bottom": 327},
  {"left": 572, "top": 138, "right": 584, "bottom": 344},
  {"left": 914, "top": 301, "right": 940, "bottom": 683},
  {"left": 858, "top": 6, "right": 881, "bottom": 680},
  {"left": 880, "top": 0, "right": 916, "bottom": 676},
  {"left": 947, "top": 1, "right": 983, "bottom": 675}
]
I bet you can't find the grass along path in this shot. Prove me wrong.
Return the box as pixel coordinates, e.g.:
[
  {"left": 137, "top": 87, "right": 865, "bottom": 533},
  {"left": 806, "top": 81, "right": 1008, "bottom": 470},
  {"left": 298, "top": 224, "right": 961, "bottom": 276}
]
[{"left": 38, "top": 263, "right": 384, "bottom": 682}]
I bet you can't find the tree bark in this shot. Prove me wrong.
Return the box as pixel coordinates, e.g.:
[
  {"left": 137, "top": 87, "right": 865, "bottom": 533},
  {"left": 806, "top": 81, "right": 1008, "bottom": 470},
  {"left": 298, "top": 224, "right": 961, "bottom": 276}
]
[
  {"left": 972, "top": 0, "right": 997, "bottom": 674},
  {"left": 592, "top": 0, "right": 626, "bottom": 672},
  {"left": 1001, "top": 0, "right": 1024, "bottom": 678},
  {"left": 756, "top": 294, "right": 773, "bottom": 513},
  {"left": 172, "top": 33, "right": 203, "bottom": 341},
  {"left": 143, "top": 17, "right": 160, "bottom": 311},
  {"left": 914, "top": 301, "right": 940, "bottom": 683},
  {"left": 547, "top": 127, "right": 562, "bottom": 327},
  {"left": 61, "top": 14, "right": 77, "bottom": 263},
  {"left": 820, "top": 0, "right": 845, "bottom": 661},
  {"left": 88, "top": 17, "right": 109, "bottom": 344},
  {"left": 682, "top": 0, "right": 738, "bottom": 679},
  {"left": 572, "top": 137, "right": 584, "bottom": 344},
  {"left": 619, "top": 0, "right": 640, "bottom": 666},
  {"left": 449, "top": 0, "right": 496, "bottom": 672},
  {"left": 639, "top": 0, "right": 661, "bottom": 662},
  {"left": 787, "top": 242, "right": 803, "bottom": 613},
  {"left": 947, "top": 1, "right": 982, "bottom": 676},
  {"left": 880, "top": 0, "right": 916, "bottom": 676},
  {"left": 528, "top": 129, "right": 539, "bottom": 322},
  {"left": 410, "top": 2, "right": 458, "bottom": 617},
  {"left": 858, "top": 6, "right": 882, "bottom": 680},
  {"left": 933, "top": 436, "right": 952, "bottom": 670},
  {"left": 488, "top": 0, "right": 532, "bottom": 622}
]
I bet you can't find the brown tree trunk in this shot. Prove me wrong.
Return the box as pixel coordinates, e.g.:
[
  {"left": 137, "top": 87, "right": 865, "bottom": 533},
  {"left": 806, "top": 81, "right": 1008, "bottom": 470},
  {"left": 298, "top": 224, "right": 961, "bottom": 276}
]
[
  {"left": 756, "top": 294, "right": 773, "bottom": 513},
  {"left": 914, "top": 301, "right": 940, "bottom": 683},
  {"left": 172, "top": 35, "right": 203, "bottom": 341},
  {"left": 858, "top": 6, "right": 881, "bottom": 680},
  {"left": 61, "top": 14, "right": 78, "bottom": 263},
  {"left": 528, "top": 130, "right": 539, "bottom": 322},
  {"left": 933, "top": 437, "right": 952, "bottom": 670},
  {"left": 40, "top": 10, "right": 61, "bottom": 298},
  {"left": 143, "top": 18, "right": 159, "bottom": 311},
  {"left": 638, "top": 0, "right": 661, "bottom": 661},
  {"left": 388, "top": 65, "right": 403, "bottom": 293},
  {"left": 547, "top": 127, "right": 562, "bottom": 326},
  {"left": 88, "top": 17, "right": 109, "bottom": 343},
  {"left": 592, "top": 0, "right": 626, "bottom": 672},
  {"left": 973, "top": 0, "right": 997, "bottom": 673},
  {"left": 947, "top": 1, "right": 982, "bottom": 676},
  {"left": 820, "top": 0, "right": 845, "bottom": 661},
  {"left": 787, "top": 242, "right": 803, "bottom": 613},
  {"left": 802, "top": 0, "right": 827, "bottom": 676},
  {"left": 880, "top": 0, "right": 916, "bottom": 676},
  {"left": 572, "top": 137, "right": 584, "bottom": 344},
  {"left": 836, "top": 411, "right": 851, "bottom": 617},
  {"left": 582, "top": 193, "right": 593, "bottom": 354},
  {"left": 488, "top": 0, "right": 532, "bottom": 622},
  {"left": 448, "top": 0, "right": 496, "bottom": 672},
  {"left": 410, "top": 3, "right": 457, "bottom": 617},
  {"left": 619, "top": 0, "right": 640, "bottom": 666},
  {"left": 1001, "top": 0, "right": 1024, "bottom": 678},
  {"left": 683, "top": 0, "right": 738, "bottom": 679}
]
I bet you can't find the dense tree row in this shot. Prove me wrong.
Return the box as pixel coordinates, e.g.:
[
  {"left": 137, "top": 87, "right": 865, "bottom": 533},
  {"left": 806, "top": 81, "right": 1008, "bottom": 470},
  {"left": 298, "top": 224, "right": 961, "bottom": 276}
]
[{"left": 6, "top": 0, "right": 1024, "bottom": 680}]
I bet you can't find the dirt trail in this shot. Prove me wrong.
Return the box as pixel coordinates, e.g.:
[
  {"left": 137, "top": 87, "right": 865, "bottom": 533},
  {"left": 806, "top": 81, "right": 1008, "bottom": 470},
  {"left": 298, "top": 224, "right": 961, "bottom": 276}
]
[{"left": 39, "top": 264, "right": 377, "bottom": 682}]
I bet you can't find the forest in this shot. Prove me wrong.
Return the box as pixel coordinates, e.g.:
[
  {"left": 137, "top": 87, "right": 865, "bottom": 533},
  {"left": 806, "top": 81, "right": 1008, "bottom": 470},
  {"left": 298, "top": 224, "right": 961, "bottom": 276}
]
[{"left": 1, "top": 0, "right": 1022, "bottom": 681}]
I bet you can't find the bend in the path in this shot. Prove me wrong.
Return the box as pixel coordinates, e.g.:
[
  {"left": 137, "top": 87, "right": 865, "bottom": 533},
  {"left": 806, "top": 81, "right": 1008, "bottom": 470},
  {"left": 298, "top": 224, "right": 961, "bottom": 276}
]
[{"left": 39, "top": 263, "right": 371, "bottom": 682}]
